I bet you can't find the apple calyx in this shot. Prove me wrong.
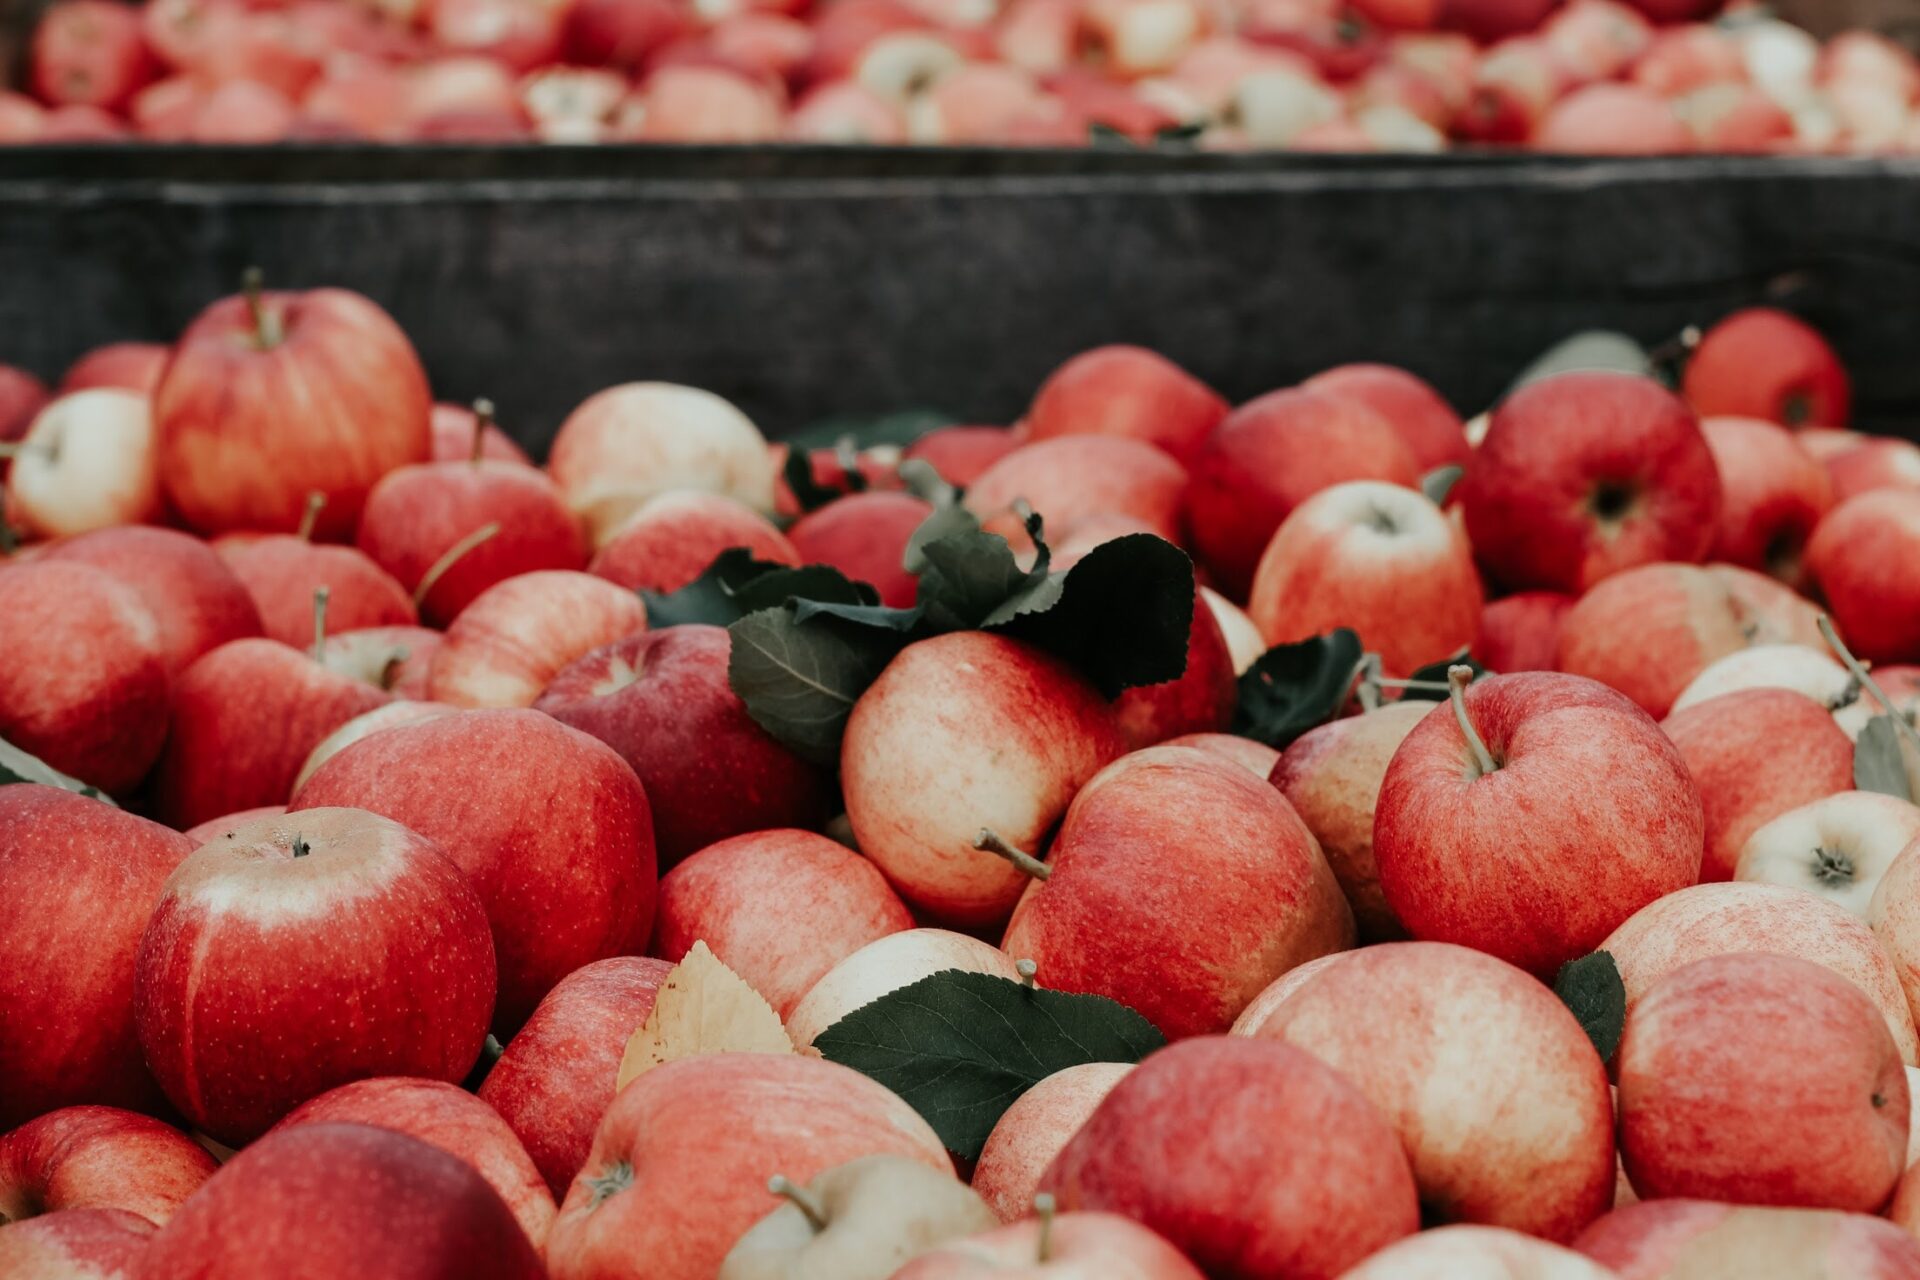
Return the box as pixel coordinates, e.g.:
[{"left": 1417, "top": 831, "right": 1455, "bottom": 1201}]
[
  {"left": 975, "top": 828, "right": 1052, "bottom": 882},
  {"left": 1448, "top": 663, "right": 1498, "bottom": 777},
  {"left": 1820, "top": 614, "right": 1920, "bottom": 754},
  {"left": 290, "top": 834, "right": 311, "bottom": 859},
  {"left": 1810, "top": 846, "right": 1854, "bottom": 887},
  {"left": 471, "top": 398, "right": 496, "bottom": 464},
  {"left": 411, "top": 521, "right": 503, "bottom": 610},
  {"left": 583, "top": 1161, "right": 634, "bottom": 1210},
  {"left": 297, "top": 490, "right": 326, "bottom": 542},
  {"left": 766, "top": 1174, "right": 831, "bottom": 1234},
  {"left": 242, "top": 267, "right": 284, "bottom": 350},
  {"left": 1033, "top": 1192, "right": 1057, "bottom": 1263},
  {"left": 311, "top": 587, "right": 331, "bottom": 663}
]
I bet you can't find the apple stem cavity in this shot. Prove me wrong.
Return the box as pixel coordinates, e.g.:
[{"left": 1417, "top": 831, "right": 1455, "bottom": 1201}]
[
  {"left": 1017, "top": 957, "right": 1038, "bottom": 989},
  {"left": 297, "top": 490, "right": 326, "bottom": 542},
  {"left": 242, "top": 266, "right": 282, "bottom": 350},
  {"left": 1449, "top": 663, "right": 1497, "bottom": 777},
  {"left": 584, "top": 1161, "right": 634, "bottom": 1210},
  {"left": 1033, "top": 1192, "right": 1057, "bottom": 1263},
  {"left": 767, "top": 1175, "right": 830, "bottom": 1233},
  {"left": 1819, "top": 614, "right": 1920, "bottom": 753},
  {"left": 975, "top": 828, "right": 1051, "bottom": 882},
  {"left": 412, "top": 522, "right": 503, "bottom": 610},
  {"left": 471, "top": 398, "right": 496, "bottom": 464},
  {"left": 312, "top": 586, "right": 331, "bottom": 663}
]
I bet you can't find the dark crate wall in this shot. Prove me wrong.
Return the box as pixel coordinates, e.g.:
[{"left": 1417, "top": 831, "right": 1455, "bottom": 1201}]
[{"left": 2, "top": 148, "right": 1918, "bottom": 453}]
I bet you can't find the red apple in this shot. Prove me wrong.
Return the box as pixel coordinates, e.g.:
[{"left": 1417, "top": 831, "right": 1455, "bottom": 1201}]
[
  {"left": 181, "top": 805, "right": 286, "bottom": 845},
  {"left": 477, "top": 955, "right": 673, "bottom": 1197},
  {"left": 1109, "top": 587, "right": 1237, "bottom": 749},
  {"left": 903, "top": 424, "right": 1020, "bottom": 487},
  {"left": 1472, "top": 590, "right": 1573, "bottom": 674},
  {"left": 652, "top": 828, "right": 912, "bottom": 1018},
  {"left": 1661, "top": 688, "right": 1855, "bottom": 882},
  {"left": 534, "top": 625, "right": 831, "bottom": 868},
  {"left": 154, "top": 277, "right": 430, "bottom": 539},
  {"left": 430, "top": 401, "right": 533, "bottom": 466},
  {"left": 1001, "top": 744, "right": 1354, "bottom": 1039},
  {"left": 545, "top": 1055, "right": 949, "bottom": 1280},
  {"left": 1602, "top": 881, "right": 1920, "bottom": 1065},
  {"left": 1252, "top": 942, "right": 1615, "bottom": 1241},
  {"left": 1302, "top": 362, "right": 1469, "bottom": 472},
  {"left": 1187, "top": 387, "right": 1421, "bottom": 599},
  {"left": 4, "top": 390, "right": 163, "bottom": 540},
  {"left": 786, "top": 491, "right": 933, "bottom": 609},
  {"left": 0, "top": 1208, "right": 152, "bottom": 1280},
  {"left": 587, "top": 491, "right": 798, "bottom": 594},
  {"left": 1162, "top": 730, "right": 1278, "bottom": 777},
  {"left": 1041, "top": 1037, "right": 1418, "bottom": 1279},
  {"left": 0, "top": 365, "right": 50, "bottom": 459},
  {"left": 1021, "top": 345, "right": 1227, "bottom": 465},
  {"left": 1808, "top": 490, "right": 1920, "bottom": 663},
  {"left": 0, "top": 1107, "right": 215, "bottom": 1226},
  {"left": 0, "top": 789, "right": 192, "bottom": 1129},
  {"left": 842, "top": 631, "right": 1125, "bottom": 926},
  {"left": 1699, "top": 416, "right": 1833, "bottom": 587},
  {"left": 59, "top": 343, "right": 168, "bottom": 396},
  {"left": 319, "top": 625, "right": 442, "bottom": 701},
  {"left": 1576, "top": 1199, "right": 1920, "bottom": 1278},
  {"left": 894, "top": 1211, "right": 1205, "bottom": 1278},
  {"left": 1248, "top": 480, "right": 1482, "bottom": 677},
  {"left": 1683, "top": 307, "right": 1851, "bottom": 428},
  {"left": 30, "top": 0, "right": 157, "bottom": 111},
  {"left": 137, "top": 1123, "right": 544, "bottom": 1280},
  {"left": 270, "top": 1078, "right": 554, "bottom": 1248},
  {"left": 786, "top": 928, "right": 1023, "bottom": 1049},
  {"left": 134, "top": 808, "right": 495, "bottom": 1144},
  {"left": 290, "top": 708, "right": 656, "bottom": 1031},
  {"left": 221, "top": 532, "right": 415, "bottom": 655},
  {"left": 1827, "top": 437, "right": 1920, "bottom": 505},
  {"left": 357, "top": 453, "right": 585, "bottom": 628},
  {"left": 1457, "top": 36, "right": 1567, "bottom": 142},
  {"left": 972, "top": 1064, "right": 1132, "bottom": 1224},
  {"left": 42, "top": 526, "right": 263, "bottom": 677},
  {"left": 1554, "top": 561, "right": 1822, "bottom": 718},
  {"left": 427, "top": 569, "right": 646, "bottom": 708},
  {"left": 0, "top": 561, "right": 168, "bottom": 795},
  {"left": 1459, "top": 372, "right": 1720, "bottom": 595},
  {"left": 1535, "top": 83, "right": 1693, "bottom": 153},
  {"left": 153, "top": 633, "right": 391, "bottom": 829},
  {"left": 963, "top": 436, "right": 1188, "bottom": 553},
  {"left": 1374, "top": 671, "right": 1704, "bottom": 977},
  {"left": 1618, "top": 952, "right": 1906, "bottom": 1210},
  {"left": 565, "top": 0, "right": 684, "bottom": 70}
]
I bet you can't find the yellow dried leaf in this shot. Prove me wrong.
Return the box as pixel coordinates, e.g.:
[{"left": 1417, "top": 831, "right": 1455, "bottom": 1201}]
[{"left": 616, "top": 940, "right": 793, "bottom": 1090}]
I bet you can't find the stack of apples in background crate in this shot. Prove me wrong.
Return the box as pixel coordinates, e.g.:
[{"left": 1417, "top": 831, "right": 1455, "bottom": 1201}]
[
  {"left": 7, "top": 272, "right": 1920, "bottom": 1280},
  {"left": 6, "top": 0, "right": 1920, "bottom": 150}
]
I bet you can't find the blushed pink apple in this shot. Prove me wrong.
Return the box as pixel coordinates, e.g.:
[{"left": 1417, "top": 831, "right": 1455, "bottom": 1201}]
[
  {"left": 1669, "top": 643, "right": 1852, "bottom": 715},
  {"left": 1161, "top": 731, "right": 1278, "bottom": 777},
  {"left": 427, "top": 569, "right": 646, "bottom": 708},
  {"left": 1577, "top": 1200, "right": 1920, "bottom": 1278},
  {"left": 1112, "top": 588, "right": 1237, "bottom": 749},
  {"left": 291, "top": 701, "right": 454, "bottom": 795},
  {"left": 972, "top": 1064, "right": 1133, "bottom": 1224},
  {"left": 1869, "top": 837, "right": 1920, "bottom": 1030},
  {"left": 1227, "top": 952, "right": 1352, "bottom": 1037},
  {"left": 1472, "top": 590, "right": 1574, "bottom": 674},
  {"left": 1735, "top": 792, "right": 1920, "bottom": 916},
  {"left": 1248, "top": 480, "right": 1481, "bottom": 678},
  {"left": 430, "top": 401, "right": 533, "bottom": 466},
  {"left": 0, "top": 1208, "right": 152, "bottom": 1280},
  {"left": 1617, "top": 952, "right": 1907, "bottom": 1210},
  {"left": 1828, "top": 438, "right": 1920, "bottom": 505},
  {"left": 892, "top": 1211, "right": 1206, "bottom": 1279},
  {"left": 1022, "top": 345, "right": 1227, "bottom": 465},
  {"left": 787, "top": 929, "right": 1022, "bottom": 1049},
  {"left": 182, "top": 806, "right": 287, "bottom": 846},
  {"left": 0, "top": 1106, "right": 215, "bottom": 1225},
  {"left": 1302, "top": 363, "right": 1469, "bottom": 472},
  {"left": 1661, "top": 688, "right": 1855, "bottom": 881},
  {"left": 545, "top": 1054, "right": 949, "bottom": 1280},
  {"left": 963, "top": 436, "right": 1188, "bottom": 553},
  {"left": 903, "top": 424, "right": 1020, "bottom": 487},
  {"left": 588, "top": 491, "right": 799, "bottom": 594},
  {"left": 652, "top": 828, "right": 913, "bottom": 1018},
  {"left": 1199, "top": 585, "right": 1265, "bottom": 673},
  {"left": 1374, "top": 672, "right": 1703, "bottom": 976},
  {"left": 1339, "top": 1226, "right": 1620, "bottom": 1279},
  {"left": 4, "top": 390, "right": 162, "bottom": 540},
  {"left": 42, "top": 526, "right": 262, "bottom": 677},
  {"left": 1601, "top": 881, "right": 1919, "bottom": 1065},
  {"left": 60, "top": 342, "right": 167, "bottom": 396}
]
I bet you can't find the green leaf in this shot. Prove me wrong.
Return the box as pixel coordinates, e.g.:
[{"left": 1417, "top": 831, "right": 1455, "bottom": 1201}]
[
  {"left": 782, "top": 445, "right": 849, "bottom": 514},
  {"left": 1155, "top": 121, "right": 1205, "bottom": 145},
  {"left": 902, "top": 503, "right": 984, "bottom": 577},
  {"left": 1856, "top": 715, "right": 1914, "bottom": 802},
  {"left": 1554, "top": 950, "right": 1626, "bottom": 1065},
  {"left": 1510, "top": 331, "right": 1652, "bottom": 393},
  {"left": 914, "top": 527, "right": 1038, "bottom": 634},
  {"left": 1232, "top": 629, "right": 1363, "bottom": 747},
  {"left": 812, "top": 970, "right": 1166, "bottom": 1160},
  {"left": 1421, "top": 464, "right": 1464, "bottom": 506},
  {"left": 785, "top": 409, "right": 955, "bottom": 455},
  {"left": 1087, "top": 121, "right": 1134, "bottom": 148},
  {"left": 641, "top": 550, "right": 874, "bottom": 629},
  {"left": 896, "top": 458, "right": 957, "bottom": 509},
  {"left": 1399, "top": 650, "right": 1486, "bottom": 701},
  {"left": 730, "top": 565, "right": 875, "bottom": 615},
  {"left": 727, "top": 607, "right": 902, "bottom": 767},
  {"left": 995, "top": 534, "right": 1192, "bottom": 697},
  {"left": 0, "top": 737, "right": 116, "bottom": 806}
]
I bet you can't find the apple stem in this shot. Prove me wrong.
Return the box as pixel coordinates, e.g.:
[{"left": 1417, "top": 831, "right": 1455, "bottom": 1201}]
[
  {"left": 412, "top": 522, "right": 502, "bottom": 610},
  {"left": 1448, "top": 663, "right": 1496, "bottom": 776},
  {"left": 767, "top": 1175, "right": 829, "bottom": 1234},
  {"left": 1355, "top": 653, "right": 1382, "bottom": 713},
  {"left": 1017, "top": 957, "right": 1038, "bottom": 989},
  {"left": 1819, "top": 614, "right": 1920, "bottom": 752},
  {"left": 290, "top": 834, "right": 310, "bottom": 858},
  {"left": 1033, "top": 1193, "right": 1057, "bottom": 1263},
  {"left": 297, "top": 490, "right": 325, "bottom": 542},
  {"left": 312, "top": 586, "right": 331, "bottom": 663},
  {"left": 242, "top": 267, "right": 281, "bottom": 349},
  {"left": 471, "top": 398, "right": 495, "bottom": 464},
  {"left": 975, "top": 828, "right": 1051, "bottom": 882}
]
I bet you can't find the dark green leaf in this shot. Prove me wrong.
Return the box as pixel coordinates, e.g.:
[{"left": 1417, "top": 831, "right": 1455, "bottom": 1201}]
[
  {"left": 995, "top": 535, "right": 1192, "bottom": 697},
  {"left": 727, "top": 607, "right": 902, "bottom": 766},
  {"left": 639, "top": 548, "right": 795, "bottom": 628},
  {"left": 1155, "top": 121, "right": 1205, "bottom": 145},
  {"left": 812, "top": 970, "right": 1165, "bottom": 1160},
  {"left": 1400, "top": 650, "right": 1486, "bottom": 701},
  {"left": 902, "top": 503, "right": 984, "bottom": 577},
  {"left": 1232, "top": 629, "right": 1363, "bottom": 747},
  {"left": 729, "top": 565, "right": 875, "bottom": 615},
  {"left": 1856, "top": 715, "right": 1914, "bottom": 801},
  {"left": 1554, "top": 950, "right": 1626, "bottom": 1065},
  {"left": 1087, "top": 121, "right": 1134, "bottom": 148},
  {"left": 791, "top": 598, "right": 923, "bottom": 633},
  {"left": 782, "top": 445, "right": 849, "bottom": 514},
  {"left": 0, "top": 737, "right": 116, "bottom": 806},
  {"left": 915, "top": 528, "right": 1037, "bottom": 634},
  {"left": 785, "top": 409, "right": 955, "bottom": 454},
  {"left": 1421, "top": 464, "right": 1464, "bottom": 506}
]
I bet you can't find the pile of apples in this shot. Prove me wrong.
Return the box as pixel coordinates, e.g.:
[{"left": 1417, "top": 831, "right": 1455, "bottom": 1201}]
[
  {"left": 9, "top": 274, "right": 1920, "bottom": 1280},
  {"left": 7, "top": 0, "right": 1920, "bottom": 150}
]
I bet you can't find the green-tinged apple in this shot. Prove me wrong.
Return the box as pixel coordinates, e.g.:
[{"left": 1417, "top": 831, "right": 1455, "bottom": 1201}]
[
  {"left": 1735, "top": 792, "right": 1920, "bottom": 916},
  {"left": 3, "top": 390, "right": 162, "bottom": 539},
  {"left": 786, "top": 929, "right": 1023, "bottom": 1049}
]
